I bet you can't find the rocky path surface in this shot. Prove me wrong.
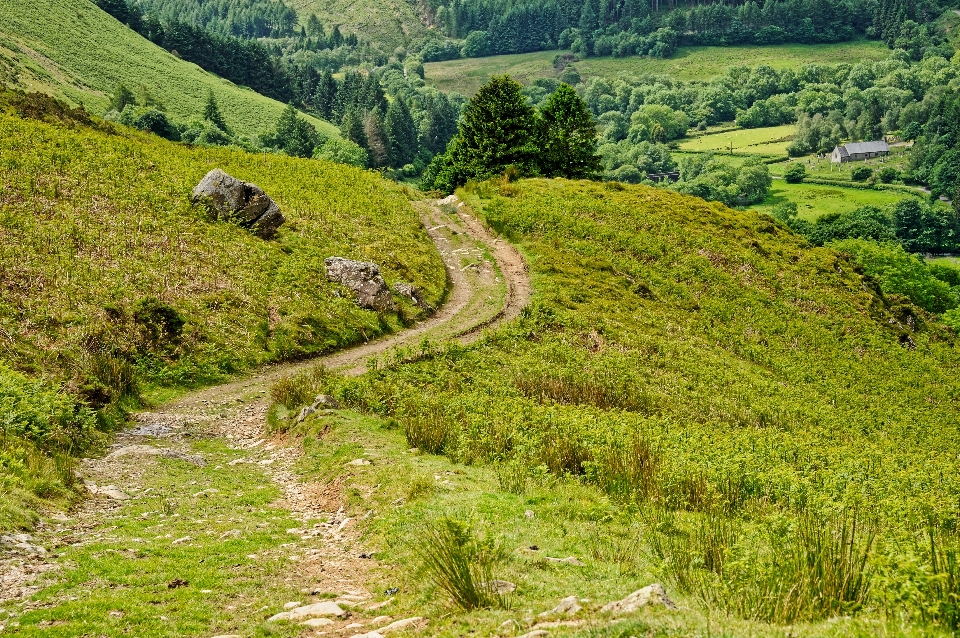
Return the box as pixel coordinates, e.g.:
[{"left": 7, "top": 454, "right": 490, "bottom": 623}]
[{"left": 0, "top": 198, "right": 530, "bottom": 634}]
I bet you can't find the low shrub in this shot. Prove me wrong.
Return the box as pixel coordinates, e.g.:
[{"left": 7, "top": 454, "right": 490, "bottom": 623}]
[
  {"left": 783, "top": 162, "right": 806, "bottom": 183},
  {"left": 851, "top": 165, "right": 874, "bottom": 182}
]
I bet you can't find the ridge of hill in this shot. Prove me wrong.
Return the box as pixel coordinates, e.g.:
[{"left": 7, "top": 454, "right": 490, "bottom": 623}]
[
  {"left": 0, "top": 0, "right": 338, "bottom": 139},
  {"left": 0, "top": 93, "right": 445, "bottom": 530}
]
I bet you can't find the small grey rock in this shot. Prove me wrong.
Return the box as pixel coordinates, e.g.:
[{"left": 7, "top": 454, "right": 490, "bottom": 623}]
[
  {"left": 483, "top": 579, "right": 516, "bottom": 594},
  {"left": 297, "top": 405, "right": 316, "bottom": 423},
  {"left": 312, "top": 394, "right": 341, "bottom": 409},
  {"left": 392, "top": 283, "right": 434, "bottom": 313},
  {"left": 600, "top": 583, "right": 676, "bottom": 615}
]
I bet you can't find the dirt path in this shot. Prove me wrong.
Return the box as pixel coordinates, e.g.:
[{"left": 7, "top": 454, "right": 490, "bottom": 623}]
[{"left": 0, "top": 198, "right": 530, "bottom": 632}]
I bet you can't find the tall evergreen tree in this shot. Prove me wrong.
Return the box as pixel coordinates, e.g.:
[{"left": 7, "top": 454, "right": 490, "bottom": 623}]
[
  {"left": 425, "top": 75, "right": 540, "bottom": 192},
  {"left": 364, "top": 108, "right": 391, "bottom": 168},
  {"left": 202, "top": 89, "right": 229, "bottom": 133},
  {"left": 314, "top": 70, "right": 337, "bottom": 121},
  {"left": 386, "top": 98, "right": 419, "bottom": 168},
  {"left": 538, "top": 83, "right": 600, "bottom": 178},
  {"left": 267, "top": 104, "right": 320, "bottom": 158},
  {"left": 341, "top": 107, "right": 368, "bottom": 150},
  {"left": 109, "top": 83, "right": 136, "bottom": 112}
]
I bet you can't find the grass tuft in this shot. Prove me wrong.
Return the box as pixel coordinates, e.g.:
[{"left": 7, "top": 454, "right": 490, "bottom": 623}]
[{"left": 416, "top": 518, "right": 509, "bottom": 610}]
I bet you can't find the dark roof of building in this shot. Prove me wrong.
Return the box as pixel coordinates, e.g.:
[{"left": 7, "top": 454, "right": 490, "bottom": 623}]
[{"left": 842, "top": 141, "right": 890, "bottom": 155}]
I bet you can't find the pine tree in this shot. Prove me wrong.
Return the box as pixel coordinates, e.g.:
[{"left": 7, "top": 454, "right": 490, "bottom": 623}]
[
  {"left": 109, "top": 83, "right": 136, "bottom": 112},
  {"left": 431, "top": 75, "right": 541, "bottom": 192},
  {"left": 538, "top": 83, "right": 601, "bottom": 179},
  {"left": 314, "top": 71, "right": 338, "bottom": 121},
  {"left": 268, "top": 104, "right": 319, "bottom": 158},
  {"left": 202, "top": 90, "right": 229, "bottom": 133},
  {"left": 386, "top": 98, "right": 419, "bottom": 168},
  {"left": 364, "top": 108, "right": 391, "bottom": 168},
  {"left": 341, "top": 107, "right": 368, "bottom": 150}
]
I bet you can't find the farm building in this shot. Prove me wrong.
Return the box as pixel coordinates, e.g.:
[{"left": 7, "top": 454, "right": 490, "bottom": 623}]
[{"left": 831, "top": 140, "right": 890, "bottom": 163}]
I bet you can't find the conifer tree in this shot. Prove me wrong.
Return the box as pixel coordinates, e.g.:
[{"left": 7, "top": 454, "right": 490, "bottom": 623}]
[
  {"left": 364, "top": 108, "right": 391, "bottom": 168},
  {"left": 438, "top": 75, "right": 541, "bottom": 189},
  {"left": 202, "top": 89, "right": 229, "bottom": 133},
  {"left": 538, "top": 83, "right": 600, "bottom": 179},
  {"left": 267, "top": 104, "right": 320, "bottom": 158},
  {"left": 341, "top": 107, "right": 368, "bottom": 150},
  {"left": 386, "top": 98, "right": 418, "bottom": 168},
  {"left": 314, "top": 71, "right": 337, "bottom": 121},
  {"left": 109, "top": 83, "right": 136, "bottom": 112}
]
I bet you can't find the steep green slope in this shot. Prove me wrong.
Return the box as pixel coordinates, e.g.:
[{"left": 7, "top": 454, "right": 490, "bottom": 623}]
[
  {"left": 0, "top": 0, "right": 337, "bottom": 138},
  {"left": 285, "top": 0, "right": 429, "bottom": 52},
  {"left": 321, "top": 179, "right": 960, "bottom": 633},
  {"left": 0, "top": 93, "right": 445, "bottom": 529}
]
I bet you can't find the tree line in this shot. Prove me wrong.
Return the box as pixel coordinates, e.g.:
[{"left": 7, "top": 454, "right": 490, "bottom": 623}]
[
  {"left": 95, "top": 0, "right": 363, "bottom": 105},
  {"left": 420, "top": 0, "right": 950, "bottom": 61}
]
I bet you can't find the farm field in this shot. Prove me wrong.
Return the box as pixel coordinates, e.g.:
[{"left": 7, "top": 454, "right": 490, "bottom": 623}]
[
  {"left": 0, "top": 0, "right": 337, "bottom": 138},
  {"left": 678, "top": 124, "right": 794, "bottom": 155},
  {"left": 750, "top": 180, "right": 916, "bottom": 220},
  {"left": 424, "top": 41, "right": 890, "bottom": 95}
]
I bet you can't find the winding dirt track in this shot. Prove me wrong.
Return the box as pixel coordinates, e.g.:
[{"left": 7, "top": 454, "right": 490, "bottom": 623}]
[
  {"left": 0, "top": 198, "right": 530, "bottom": 616},
  {"left": 174, "top": 198, "right": 529, "bottom": 403}
]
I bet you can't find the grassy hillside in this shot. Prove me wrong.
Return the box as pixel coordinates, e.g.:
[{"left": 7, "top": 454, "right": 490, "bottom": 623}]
[
  {"left": 424, "top": 41, "right": 891, "bottom": 95},
  {"left": 0, "top": 93, "right": 445, "bottom": 530},
  {"left": 295, "top": 178, "right": 960, "bottom": 634},
  {"left": 0, "top": 0, "right": 338, "bottom": 139},
  {"left": 286, "top": 0, "right": 429, "bottom": 52}
]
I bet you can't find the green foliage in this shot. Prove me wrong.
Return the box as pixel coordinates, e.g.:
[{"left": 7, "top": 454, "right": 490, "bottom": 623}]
[
  {"left": 628, "top": 105, "right": 689, "bottom": 144},
  {"left": 538, "top": 83, "right": 601, "bottom": 179},
  {"left": 416, "top": 518, "right": 508, "bottom": 610},
  {"left": 674, "top": 155, "right": 772, "bottom": 206},
  {"left": 796, "top": 206, "right": 898, "bottom": 246},
  {"left": 427, "top": 75, "right": 541, "bottom": 192},
  {"left": 877, "top": 166, "right": 900, "bottom": 183},
  {"left": 851, "top": 165, "right": 874, "bottom": 182},
  {"left": 269, "top": 364, "right": 328, "bottom": 410},
  {"left": 312, "top": 137, "right": 369, "bottom": 167},
  {"left": 109, "top": 83, "right": 136, "bottom": 113},
  {"left": 893, "top": 199, "right": 960, "bottom": 254},
  {"left": 783, "top": 162, "right": 806, "bottom": 184},
  {"left": 830, "top": 239, "right": 957, "bottom": 313},
  {"left": 263, "top": 104, "right": 323, "bottom": 158}
]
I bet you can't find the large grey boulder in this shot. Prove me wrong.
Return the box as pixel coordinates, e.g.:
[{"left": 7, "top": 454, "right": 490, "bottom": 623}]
[
  {"left": 191, "top": 169, "right": 285, "bottom": 239},
  {"left": 325, "top": 257, "right": 395, "bottom": 312}
]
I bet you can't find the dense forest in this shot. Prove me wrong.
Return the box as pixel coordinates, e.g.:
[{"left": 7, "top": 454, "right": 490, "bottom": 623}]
[{"left": 423, "top": 0, "right": 951, "bottom": 60}]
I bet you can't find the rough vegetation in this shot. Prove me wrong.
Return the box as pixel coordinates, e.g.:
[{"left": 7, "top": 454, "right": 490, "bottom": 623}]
[
  {"left": 0, "top": 90, "right": 445, "bottom": 530},
  {"left": 313, "top": 178, "right": 960, "bottom": 632}
]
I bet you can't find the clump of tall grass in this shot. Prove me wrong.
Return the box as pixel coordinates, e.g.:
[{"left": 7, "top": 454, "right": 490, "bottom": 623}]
[
  {"left": 269, "top": 364, "right": 329, "bottom": 409},
  {"left": 398, "top": 397, "right": 450, "bottom": 455},
  {"left": 593, "top": 434, "right": 661, "bottom": 503},
  {"left": 513, "top": 370, "right": 655, "bottom": 413},
  {"left": 923, "top": 525, "right": 960, "bottom": 630},
  {"left": 648, "top": 507, "right": 875, "bottom": 625},
  {"left": 495, "top": 459, "right": 529, "bottom": 495},
  {"left": 416, "top": 518, "right": 509, "bottom": 610}
]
